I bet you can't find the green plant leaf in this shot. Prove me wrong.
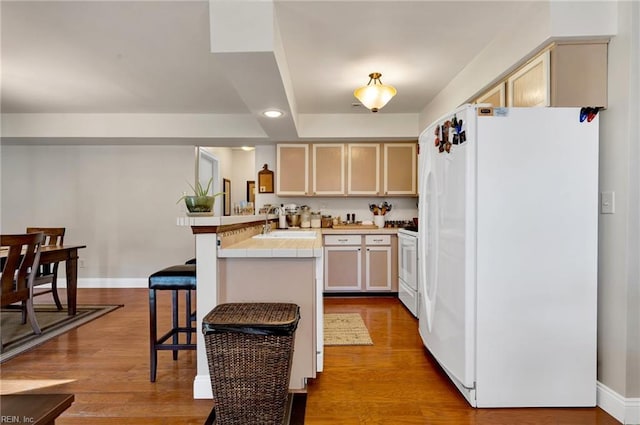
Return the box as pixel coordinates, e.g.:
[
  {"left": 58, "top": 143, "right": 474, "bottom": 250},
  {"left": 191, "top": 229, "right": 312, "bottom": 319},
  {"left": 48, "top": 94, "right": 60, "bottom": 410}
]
[
  {"left": 203, "top": 178, "right": 213, "bottom": 195},
  {"left": 177, "top": 177, "right": 216, "bottom": 202}
]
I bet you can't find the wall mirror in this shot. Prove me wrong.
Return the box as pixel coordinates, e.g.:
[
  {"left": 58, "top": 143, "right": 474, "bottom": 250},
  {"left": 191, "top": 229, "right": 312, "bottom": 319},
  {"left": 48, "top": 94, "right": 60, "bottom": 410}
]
[{"left": 247, "top": 180, "right": 255, "bottom": 203}]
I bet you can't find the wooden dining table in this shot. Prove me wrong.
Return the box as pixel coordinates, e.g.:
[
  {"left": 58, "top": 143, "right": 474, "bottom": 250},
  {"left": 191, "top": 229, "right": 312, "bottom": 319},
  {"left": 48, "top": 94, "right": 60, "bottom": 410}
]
[
  {"left": 39, "top": 245, "right": 86, "bottom": 316},
  {"left": 1, "top": 244, "right": 86, "bottom": 316}
]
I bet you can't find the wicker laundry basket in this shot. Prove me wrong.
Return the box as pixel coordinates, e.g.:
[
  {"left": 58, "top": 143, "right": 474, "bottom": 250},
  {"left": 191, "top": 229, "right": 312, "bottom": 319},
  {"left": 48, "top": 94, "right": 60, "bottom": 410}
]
[{"left": 203, "top": 302, "right": 300, "bottom": 425}]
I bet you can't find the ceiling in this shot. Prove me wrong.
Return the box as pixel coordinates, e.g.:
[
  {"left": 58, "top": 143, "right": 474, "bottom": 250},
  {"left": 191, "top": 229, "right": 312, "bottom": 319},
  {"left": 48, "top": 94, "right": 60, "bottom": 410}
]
[{"left": 1, "top": 0, "right": 536, "bottom": 143}]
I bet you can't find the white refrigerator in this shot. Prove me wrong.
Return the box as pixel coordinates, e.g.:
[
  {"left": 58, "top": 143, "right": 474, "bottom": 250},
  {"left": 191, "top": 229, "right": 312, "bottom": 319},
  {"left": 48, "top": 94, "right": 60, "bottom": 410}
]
[{"left": 417, "top": 105, "right": 598, "bottom": 408}]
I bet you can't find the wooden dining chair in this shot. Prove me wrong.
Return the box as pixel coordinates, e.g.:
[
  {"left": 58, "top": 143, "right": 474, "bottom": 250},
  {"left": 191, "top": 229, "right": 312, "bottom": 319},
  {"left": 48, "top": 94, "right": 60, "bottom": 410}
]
[
  {"left": 1, "top": 232, "right": 45, "bottom": 335},
  {"left": 26, "top": 227, "right": 65, "bottom": 310}
]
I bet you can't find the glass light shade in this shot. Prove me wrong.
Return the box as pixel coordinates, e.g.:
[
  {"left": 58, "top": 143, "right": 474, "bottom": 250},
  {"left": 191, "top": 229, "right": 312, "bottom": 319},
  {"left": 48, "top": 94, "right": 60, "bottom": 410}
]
[{"left": 354, "top": 73, "right": 397, "bottom": 112}]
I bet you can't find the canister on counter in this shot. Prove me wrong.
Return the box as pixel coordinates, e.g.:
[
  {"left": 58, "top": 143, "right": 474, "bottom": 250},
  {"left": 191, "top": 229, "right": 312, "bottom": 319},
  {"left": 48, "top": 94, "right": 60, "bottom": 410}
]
[
  {"left": 311, "top": 212, "right": 321, "bottom": 228},
  {"left": 300, "top": 205, "right": 311, "bottom": 228}
]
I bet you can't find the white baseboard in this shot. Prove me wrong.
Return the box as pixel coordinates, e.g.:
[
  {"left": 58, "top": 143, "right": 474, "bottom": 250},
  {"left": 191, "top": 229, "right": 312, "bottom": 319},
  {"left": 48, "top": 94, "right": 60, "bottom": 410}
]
[
  {"left": 598, "top": 381, "right": 640, "bottom": 424},
  {"left": 193, "top": 374, "right": 213, "bottom": 399},
  {"left": 51, "top": 278, "right": 148, "bottom": 289}
]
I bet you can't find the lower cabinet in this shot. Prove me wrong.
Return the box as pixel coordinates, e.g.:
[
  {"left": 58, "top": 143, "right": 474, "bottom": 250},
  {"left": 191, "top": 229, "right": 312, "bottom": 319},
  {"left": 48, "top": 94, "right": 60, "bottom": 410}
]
[
  {"left": 324, "top": 234, "right": 396, "bottom": 292},
  {"left": 364, "top": 235, "right": 392, "bottom": 291},
  {"left": 324, "top": 235, "right": 362, "bottom": 291}
]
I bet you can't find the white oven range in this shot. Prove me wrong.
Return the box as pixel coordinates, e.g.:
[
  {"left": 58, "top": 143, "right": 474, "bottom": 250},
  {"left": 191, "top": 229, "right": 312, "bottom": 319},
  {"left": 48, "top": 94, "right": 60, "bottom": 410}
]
[{"left": 398, "top": 228, "right": 418, "bottom": 317}]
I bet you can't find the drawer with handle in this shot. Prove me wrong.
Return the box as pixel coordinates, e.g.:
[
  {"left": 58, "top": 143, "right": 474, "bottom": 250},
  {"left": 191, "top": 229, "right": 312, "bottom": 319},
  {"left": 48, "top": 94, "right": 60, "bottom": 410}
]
[
  {"left": 365, "top": 235, "right": 391, "bottom": 245},
  {"left": 324, "top": 235, "right": 362, "bottom": 245}
]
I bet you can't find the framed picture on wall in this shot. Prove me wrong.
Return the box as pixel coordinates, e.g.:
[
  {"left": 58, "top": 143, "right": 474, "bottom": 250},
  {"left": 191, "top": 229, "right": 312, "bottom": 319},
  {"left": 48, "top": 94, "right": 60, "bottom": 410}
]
[
  {"left": 223, "top": 178, "right": 231, "bottom": 216},
  {"left": 247, "top": 180, "right": 255, "bottom": 203}
]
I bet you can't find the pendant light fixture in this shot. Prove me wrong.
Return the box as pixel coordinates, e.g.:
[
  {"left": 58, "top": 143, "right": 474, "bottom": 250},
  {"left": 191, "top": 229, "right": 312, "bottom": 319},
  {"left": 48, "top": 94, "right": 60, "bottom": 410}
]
[{"left": 353, "top": 72, "right": 397, "bottom": 112}]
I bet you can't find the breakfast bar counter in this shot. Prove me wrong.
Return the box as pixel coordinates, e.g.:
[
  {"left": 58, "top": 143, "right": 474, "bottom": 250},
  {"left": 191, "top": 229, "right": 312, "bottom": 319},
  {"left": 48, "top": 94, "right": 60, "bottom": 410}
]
[
  {"left": 182, "top": 215, "right": 401, "bottom": 398},
  {"left": 183, "top": 216, "right": 323, "bottom": 399},
  {"left": 218, "top": 229, "right": 323, "bottom": 258}
]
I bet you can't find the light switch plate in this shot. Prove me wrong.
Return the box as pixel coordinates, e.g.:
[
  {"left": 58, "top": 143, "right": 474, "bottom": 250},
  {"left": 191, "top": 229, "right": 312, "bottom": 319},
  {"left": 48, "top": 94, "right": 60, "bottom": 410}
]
[{"left": 601, "top": 191, "right": 615, "bottom": 214}]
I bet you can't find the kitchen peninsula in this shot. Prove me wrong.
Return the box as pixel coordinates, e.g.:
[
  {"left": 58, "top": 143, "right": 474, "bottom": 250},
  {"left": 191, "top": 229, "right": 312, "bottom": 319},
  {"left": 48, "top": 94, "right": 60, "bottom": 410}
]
[{"left": 183, "top": 215, "right": 323, "bottom": 399}]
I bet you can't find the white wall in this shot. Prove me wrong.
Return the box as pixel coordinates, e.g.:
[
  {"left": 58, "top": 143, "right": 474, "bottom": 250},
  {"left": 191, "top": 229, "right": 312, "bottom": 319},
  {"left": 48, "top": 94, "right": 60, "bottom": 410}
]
[
  {"left": 598, "top": 0, "right": 640, "bottom": 405},
  {"left": 230, "top": 149, "right": 256, "bottom": 207},
  {"left": 0, "top": 145, "right": 196, "bottom": 283}
]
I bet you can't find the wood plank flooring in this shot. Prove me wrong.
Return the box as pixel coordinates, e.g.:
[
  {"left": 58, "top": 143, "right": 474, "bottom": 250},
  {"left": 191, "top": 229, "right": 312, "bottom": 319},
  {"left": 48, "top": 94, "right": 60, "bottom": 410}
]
[{"left": 0, "top": 289, "right": 619, "bottom": 424}]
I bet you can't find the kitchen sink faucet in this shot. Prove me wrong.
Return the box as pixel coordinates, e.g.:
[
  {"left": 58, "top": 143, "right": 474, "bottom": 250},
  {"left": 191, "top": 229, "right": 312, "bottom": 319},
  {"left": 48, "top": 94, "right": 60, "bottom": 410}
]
[{"left": 263, "top": 205, "right": 279, "bottom": 234}]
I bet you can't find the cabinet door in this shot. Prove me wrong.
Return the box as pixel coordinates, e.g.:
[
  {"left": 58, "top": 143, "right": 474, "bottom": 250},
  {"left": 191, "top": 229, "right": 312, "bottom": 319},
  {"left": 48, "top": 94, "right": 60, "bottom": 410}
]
[
  {"left": 476, "top": 82, "right": 506, "bottom": 107},
  {"left": 383, "top": 143, "right": 417, "bottom": 196},
  {"left": 277, "top": 144, "right": 309, "bottom": 196},
  {"left": 550, "top": 42, "right": 608, "bottom": 108},
  {"left": 347, "top": 143, "right": 380, "bottom": 195},
  {"left": 507, "top": 50, "right": 550, "bottom": 107},
  {"left": 324, "top": 246, "right": 361, "bottom": 291},
  {"left": 365, "top": 246, "right": 392, "bottom": 291},
  {"left": 312, "top": 144, "right": 345, "bottom": 196}
]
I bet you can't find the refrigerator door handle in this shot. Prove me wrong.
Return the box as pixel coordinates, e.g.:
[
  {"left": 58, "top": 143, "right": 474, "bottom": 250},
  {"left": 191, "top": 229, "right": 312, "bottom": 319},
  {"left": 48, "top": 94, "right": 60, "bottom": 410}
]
[{"left": 419, "top": 159, "right": 438, "bottom": 333}]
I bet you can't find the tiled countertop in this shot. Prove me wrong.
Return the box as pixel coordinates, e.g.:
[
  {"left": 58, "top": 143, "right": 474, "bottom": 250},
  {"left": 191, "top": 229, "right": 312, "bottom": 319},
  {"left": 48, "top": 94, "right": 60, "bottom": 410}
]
[
  {"left": 218, "top": 229, "right": 324, "bottom": 258},
  {"left": 217, "top": 227, "right": 400, "bottom": 258}
]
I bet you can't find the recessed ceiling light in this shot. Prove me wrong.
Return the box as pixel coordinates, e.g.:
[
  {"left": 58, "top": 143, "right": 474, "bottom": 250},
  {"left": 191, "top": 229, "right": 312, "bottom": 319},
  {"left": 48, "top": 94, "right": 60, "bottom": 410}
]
[{"left": 263, "top": 109, "right": 283, "bottom": 118}]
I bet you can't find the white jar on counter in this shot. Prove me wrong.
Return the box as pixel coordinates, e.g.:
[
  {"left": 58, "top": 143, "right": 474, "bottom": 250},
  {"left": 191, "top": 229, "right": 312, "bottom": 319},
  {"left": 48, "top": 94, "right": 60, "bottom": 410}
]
[
  {"left": 310, "top": 212, "right": 321, "bottom": 228},
  {"left": 300, "top": 209, "right": 311, "bottom": 228}
]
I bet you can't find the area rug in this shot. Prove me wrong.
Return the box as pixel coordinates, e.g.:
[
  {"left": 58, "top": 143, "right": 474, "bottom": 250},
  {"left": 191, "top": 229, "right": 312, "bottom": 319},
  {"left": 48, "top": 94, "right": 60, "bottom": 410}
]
[
  {"left": 1, "top": 304, "right": 122, "bottom": 363},
  {"left": 323, "top": 313, "right": 373, "bottom": 346}
]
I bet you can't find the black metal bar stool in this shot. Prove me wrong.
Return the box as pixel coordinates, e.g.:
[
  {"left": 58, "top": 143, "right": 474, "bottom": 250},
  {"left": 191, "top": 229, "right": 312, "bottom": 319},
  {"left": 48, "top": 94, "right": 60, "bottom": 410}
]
[{"left": 148, "top": 264, "right": 197, "bottom": 382}]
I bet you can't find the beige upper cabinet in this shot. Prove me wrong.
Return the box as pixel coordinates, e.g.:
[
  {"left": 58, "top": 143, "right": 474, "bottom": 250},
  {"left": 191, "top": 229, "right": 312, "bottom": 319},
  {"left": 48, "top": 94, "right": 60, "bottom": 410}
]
[
  {"left": 383, "top": 143, "right": 417, "bottom": 196},
  {"left": 312, "top": 144, "right": 345, "bottom": 196},
  {"left": 476, "top": 82, "right": 506, "bottom": 107},
  {"left": 505, "top": 41, "right": 608, "bottom": 108},
  {"left": 508, "top": 50, "right": 550, "bottom": 107},
  {"left": 278, "top": 141, "right": 417, "bottom": 197},
  {"left": 550, "top": 42, "right": 608, "bottom": 107},
  {"left": 276, "top": 144, "right": 309, "bottom": 196},
  {"left": 347, "top": 144, "right": 380, "bottom": 195}
]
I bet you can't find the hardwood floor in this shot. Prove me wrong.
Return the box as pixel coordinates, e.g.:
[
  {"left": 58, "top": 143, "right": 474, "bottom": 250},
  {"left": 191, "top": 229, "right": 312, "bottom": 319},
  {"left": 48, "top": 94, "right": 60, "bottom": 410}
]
[
  {"left": 310, "top": 298, "right": 618, "bottom": 425},
  {"left": 0, "top": 289, "right": 619, "bottom": 424}
]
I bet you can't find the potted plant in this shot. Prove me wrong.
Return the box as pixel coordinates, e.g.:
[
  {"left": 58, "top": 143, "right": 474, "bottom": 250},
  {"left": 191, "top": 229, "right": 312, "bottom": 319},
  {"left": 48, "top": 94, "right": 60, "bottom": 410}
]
[{"left": 177, "top": 177, "right": 224, "bottom": 213}]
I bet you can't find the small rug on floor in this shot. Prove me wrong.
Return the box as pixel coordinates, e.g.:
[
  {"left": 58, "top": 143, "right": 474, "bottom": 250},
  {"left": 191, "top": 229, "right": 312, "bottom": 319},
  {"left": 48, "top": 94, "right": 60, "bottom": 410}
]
[
  {"left": 324, "top": 313, "right": 373, "bottom": 346},
  {"left": 204, "top": 392, "right": 307, "bottom": 425},
  {"left": 1, "top": 304, "right": 122, "bottom": 363}
]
